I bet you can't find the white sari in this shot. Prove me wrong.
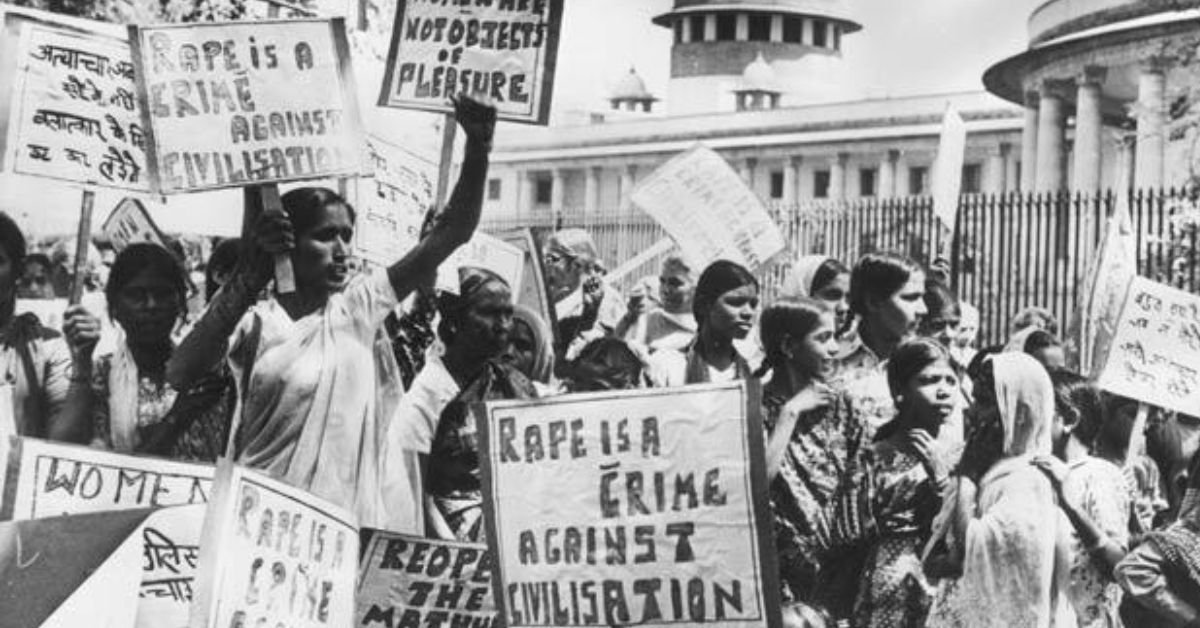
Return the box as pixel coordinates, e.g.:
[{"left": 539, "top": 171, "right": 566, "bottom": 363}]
[{"left": 928, "top": 352, "right": 1076, "bottom": 628}]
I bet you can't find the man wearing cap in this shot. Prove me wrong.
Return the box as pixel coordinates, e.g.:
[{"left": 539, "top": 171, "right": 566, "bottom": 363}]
[{"left": 542, "top": 229, "right": 625, "bottom": 364}]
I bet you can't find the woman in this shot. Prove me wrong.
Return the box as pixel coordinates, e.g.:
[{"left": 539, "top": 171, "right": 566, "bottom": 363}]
[
  {"left": 564, "top": 337, "right": 646, "bottom": 392},
  {"left": 1033, "top": 370, "right": 1131, "bottom": 628},
  {"left": 759, "top": 297, "right": 861, "bottom": 619},
  {"left": 647, "top": 260, "right": 758, "bottom": 387},
  {"left": 87, "top": 244, "right": 229, "bottom": 461},
  {"left": 0, "top": 212, "right": 95, "bottom": 443},
  {"left": 1115, "top": 448, "right": 1200, "bottom": 626},
  {"left": 780, "top": 255, "right": 851, "bottom": 332},
  {"left": 167, "top": 95, "right": 496, "bottom": 527},
  {"left": 508, "top": 303, "right": 555, "bottom": 390},
  {"left": 618, "top": 255, "right": 697, "bottom": 355},
  {"left": 835, "top": 253, "right": 928, "bottom": 436},
  {"left": 419, "top": 268, "right": 535, "bottom": 540},
  {"left": 852, "top": 338, "right": 956, "bottom": 627},
  {"left": 925, "top": 352, "right": 1076, "bottom": 628}
]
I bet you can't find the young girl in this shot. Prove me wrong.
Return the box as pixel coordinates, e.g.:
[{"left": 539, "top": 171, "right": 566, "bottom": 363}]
[
  {"left": 760, "top": 297, "right": 862, "bottom": 620},
  {"left": 647, "top": 260, "right": 758, "bottom": 387}
]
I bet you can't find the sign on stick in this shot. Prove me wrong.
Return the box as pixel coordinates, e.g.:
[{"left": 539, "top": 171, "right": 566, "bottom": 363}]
[{"left": 477, "top": 382, "right": 781, "bottom": 628}]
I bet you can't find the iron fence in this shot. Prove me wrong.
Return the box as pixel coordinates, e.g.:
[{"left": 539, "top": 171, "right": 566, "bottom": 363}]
[{"left": 481, "top": 188, "right": 1198, "bottom": 347}]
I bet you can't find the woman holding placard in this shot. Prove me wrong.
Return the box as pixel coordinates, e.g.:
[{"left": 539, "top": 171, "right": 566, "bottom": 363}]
[
  {"left": 85, "top": 243, "right": 229, "bottom": 461},
  {"left": 0, "top": 212, "right": 94, "bottom": 443},
  {"left": 166, "top": 94, "right": 497, "bottom": 528},
  {"left": 646, "top": 259, "right": 759, "bottom": 387}
]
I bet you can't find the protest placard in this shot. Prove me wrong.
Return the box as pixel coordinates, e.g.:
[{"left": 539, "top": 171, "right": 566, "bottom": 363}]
[
  {"left": 379, "top": 0, "right": 564, "bottom": 124},
  {"left": 477, "top": 382, "right": 780, "bottom": 628},
  {"left": 355, "top": 135, "right": 435, "bottom": 267},
  {"left": 631, "top": 145, "right": 785, "bottom": 273},
  {"left": 1, "top": 508, "right": 148, "bottom": 628},
  {"left": 1097, "top": 276, "right": 1200, "bottom": 417},
  {"left": 138, "top": 504, "right": 206, "bottom": 628},
  {"left": 128, "top": 18, "right": 367, "bottom": 194},
  {"left": 3, "top": 438, "right": 213, "bottom": 520},
  {"left": 190, "top": 463, "right": 357, "bottom": 628},
  {"left": 357, "top": 529, "right": 497, "bottom": 628},
  {"left": 0, "top": 10, "right": 147, "bottom": 191},
  {"left": 438, "top": 230, "right": 525, "bottom": 295},
  {"left": 497, "top": 228, "right": 556, "bottom": 339},
  {"left": 102, "top": 196, "right": 167, "bottom": 252}
]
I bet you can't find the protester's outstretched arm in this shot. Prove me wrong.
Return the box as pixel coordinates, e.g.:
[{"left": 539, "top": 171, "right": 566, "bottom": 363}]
[
  {"left": 386, "top": 95, "right": 495, "bottom": 301},
  {"left": 166, "top": 213, "right": 289, "bottom": 390}
]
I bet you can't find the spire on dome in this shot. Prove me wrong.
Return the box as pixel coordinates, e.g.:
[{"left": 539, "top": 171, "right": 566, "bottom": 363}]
[{"left": 609, "top": 66, "right": 658, "bottom": 113}]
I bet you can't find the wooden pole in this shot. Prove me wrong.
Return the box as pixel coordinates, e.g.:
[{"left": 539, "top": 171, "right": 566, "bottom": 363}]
[
  {"left": 242, "top": 184, "right": 296, "bottom": 294},
  {"left": 68, "top": 189, "right": 95, "bottom": 306},
  {"left": 434, "top": 112, "right": 458, "bottom": 210}
]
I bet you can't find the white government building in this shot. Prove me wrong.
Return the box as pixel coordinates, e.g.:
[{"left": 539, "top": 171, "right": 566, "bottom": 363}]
[{"left": 482, "top": 0, "right": 1200, "bottom": 218}]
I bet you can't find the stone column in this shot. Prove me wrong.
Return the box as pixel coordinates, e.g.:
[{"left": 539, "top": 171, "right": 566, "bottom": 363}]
[
  {"left": 1003, "top": 142, "right": 1019, "bottom": 191},
  {"left": 830, "top": 153, "right": 847, "bottom": 200},
  {"left": 1035, "top": 80, "right": 1069, "bottom": 192},
  {"left": 770, "top": 15, "right": 783, "bottom": 41},
  {"left": 879, "top": 149, "right": 899, "bottom": 197},
  {"left": 985, "top": 146, "right": 1007, "bottom": 193},
  {"left": 584, "top": 166, "right": 600, "bottom": 213},
  {"left": 1020, "top": 90, "right": 1039, "bottom": 191},
  {"left": 1073, "top": 66, "right": 1106, "bottom": 193},
  {"left": 735, "top": 13, "right": 748, "bottom": 40},
  {"left": 1135, "top": 57, "right": 1168, "bottom": 190},
  {"left": 704, "top": 14, "right": 716, "bottom": 40},
  {"left": 783, "top": 156, "right": 800, "bottom": 204},
  {"left": 681, "top": 16, "right": 692, "bottom": 43},
  {"left": 620, "top": 164, "right": 636, "bottom": 209},
  {"left": 743, "top": 157, "right": 758, "bottom": 194},
  {"left": 550, "top": 168, "right": 565, "bottom": 219},
  {"left": 519, "top": 172, "right": 534, "bottom": 215}
]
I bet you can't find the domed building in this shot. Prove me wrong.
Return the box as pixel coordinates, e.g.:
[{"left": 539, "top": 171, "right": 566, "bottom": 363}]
[
  {"left": 482, "top": 0, "right": 1026, "bottom": 217},
  {"left": 653, "top": 0, "right": 862, "bottom": 113},
  {"left": 610, "top": 67, "right": 659, "bottom": 113},
  {"left": 984, "top": 0, "right": 1200, "bottom": 191}
]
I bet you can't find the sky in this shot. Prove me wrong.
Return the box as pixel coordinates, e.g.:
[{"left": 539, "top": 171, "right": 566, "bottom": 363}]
[{"left": 1, "top": 0, "right": 1041, "bottom": 236}]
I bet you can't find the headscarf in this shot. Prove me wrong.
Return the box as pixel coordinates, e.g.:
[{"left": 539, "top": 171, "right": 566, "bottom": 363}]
[
  {"left": 437, "top": 267, "right": 509, "bottom": 325},
  {"left": 692, "top": 260, "right": 758, "bottom": 324},
  {"left": 511, "top": 304, "right": 554, "bottom": 384},
  {"left": 780, "top": 255, "right": 832, "bottom": 300},
  {"left": 992, "top": 352, "right": 1054, "bottom": 457},
  {"left": 546, "top": 228, "right": 599, "bottom": 265}
]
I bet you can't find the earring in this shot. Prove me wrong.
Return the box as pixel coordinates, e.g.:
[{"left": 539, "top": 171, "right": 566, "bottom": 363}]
[{"left": 894, "top": 394, "right": 905, "bottom": 405}]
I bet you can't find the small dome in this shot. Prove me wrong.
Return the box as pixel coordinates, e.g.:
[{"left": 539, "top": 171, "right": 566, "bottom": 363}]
[
  {"left": 611, "top": 67, "right": 654, "bottom": 100},
  {"left": 740, "top": 52, "right": 779, "bottom": 92}
]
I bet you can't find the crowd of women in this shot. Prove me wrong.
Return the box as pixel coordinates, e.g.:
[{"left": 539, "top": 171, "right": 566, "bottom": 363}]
[{"left": 5, "top": 94, "right": 1200, "bottom": 627}]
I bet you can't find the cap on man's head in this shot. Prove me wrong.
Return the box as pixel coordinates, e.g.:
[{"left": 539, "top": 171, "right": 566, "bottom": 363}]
[{"left": 547, "top": 228, "right": 599, "bottom": 263}]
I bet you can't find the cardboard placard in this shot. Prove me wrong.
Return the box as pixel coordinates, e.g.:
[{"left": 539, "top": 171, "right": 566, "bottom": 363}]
[
  {"left": 357, "top": 530, "right": 497, "bottom": 628},
  {"left": 0, "top": 12, "right": 148, "bottom": 190},
  {"left": 128, "top": 18, "right": 367, "bottom": 194},
  {"left": 1, "top": 508, "right": 149, "bottom": 628},
  {"left": 631, "top": 145, "right": 785, "bottom": 273},
  {"left": 477, "top": 382, "right": 780, "bottom": 628},
  {"left": 1097, "top": 276, "right": 1200, "bottom": 416},
  {"left": 102, "top": 196, "right": 167, "bottom": 252},
  {"left": 496, "top": 227, "right": 557, "bottom": 344},
  {"left": 438, "top": 230, "right": 525, "bottom": 296},
  {"left": 355, "top": 135, "right": 435, "bottom": 267},
  {"left": 137, "top": 504, "right": 206, "bottom": 628},
  {"left": 190, "top": 463, "right": 357, "bottom": 628},
  {"left": 378, "top": 0, "right": 564, "bottom": 125},
  {"left": 3, "top": 438, "right": 214, "bottom": 520},
  {"left": 15, "top": 297, "right": 69, "bottom": 331}
]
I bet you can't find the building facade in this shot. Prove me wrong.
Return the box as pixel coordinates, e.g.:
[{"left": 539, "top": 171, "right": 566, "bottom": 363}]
[
  {"left": 483, "top": 0, "right": 1073, "bottom": 218},
  {"left": 985, "top": 0, "right": 1200, "bottom": 191}
]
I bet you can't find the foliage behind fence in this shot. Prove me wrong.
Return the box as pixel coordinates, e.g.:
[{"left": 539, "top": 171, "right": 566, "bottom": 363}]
[{"left": 481, "top": 188, "right": 1199, "bottom": 347}]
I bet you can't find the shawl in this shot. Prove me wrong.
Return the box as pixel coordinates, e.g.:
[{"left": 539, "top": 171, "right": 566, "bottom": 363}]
[
  {"left": 927, "top": 351, "right": 1074, "bottom": 628},
  {"left": 780, "top": 255, "right": 833, "bottom": 300},
  {"left": 106, "top": 329, "right": 140, "bottom": 452},
  {"left": 512, "top": 303, "right": 554, "bottom": 384},
  {"left": 684, "top": 340, "right": 751, "bottom": 384}
]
